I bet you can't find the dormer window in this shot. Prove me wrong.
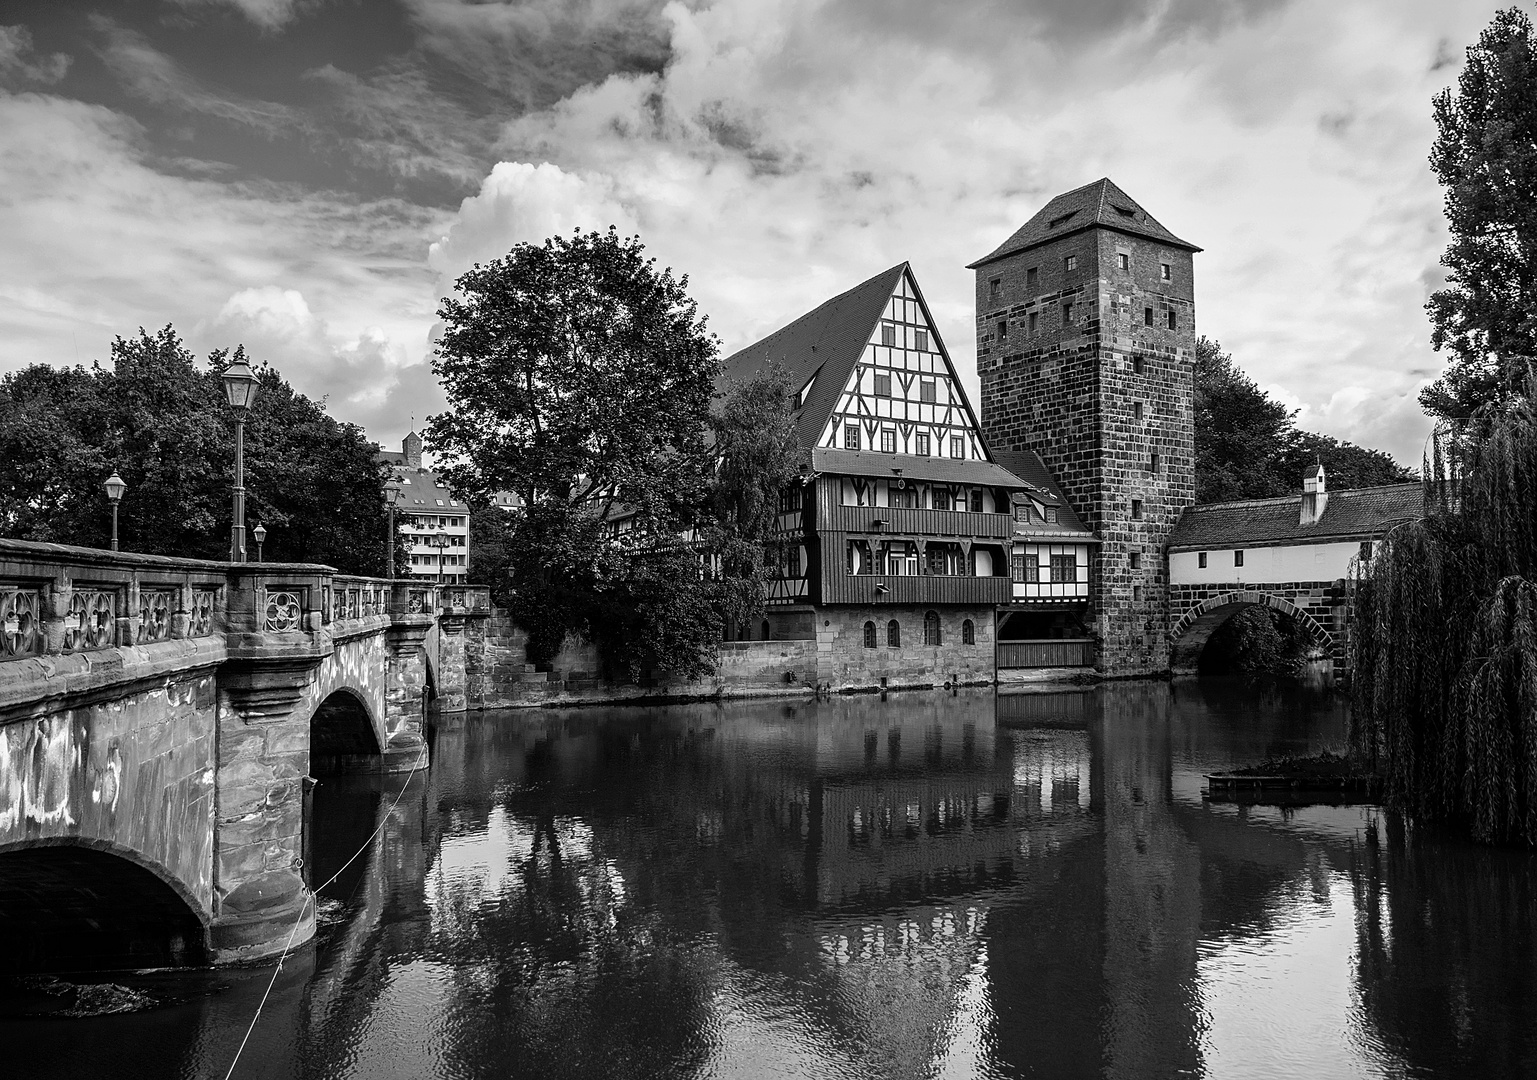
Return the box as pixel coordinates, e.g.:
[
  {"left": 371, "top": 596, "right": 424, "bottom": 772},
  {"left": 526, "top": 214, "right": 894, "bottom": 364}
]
[{"left": 797, "top": 377, "right": 815, "bottom": 407}]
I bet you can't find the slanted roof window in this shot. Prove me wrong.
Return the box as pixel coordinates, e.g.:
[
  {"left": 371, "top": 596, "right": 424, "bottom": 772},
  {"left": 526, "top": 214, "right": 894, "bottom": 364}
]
[
  {"left": 1113, "top": 205, "right": 1137, "bottom": 218},
  {"left": 1049, "top": 210, "right": 1078, "bottom": 228}
]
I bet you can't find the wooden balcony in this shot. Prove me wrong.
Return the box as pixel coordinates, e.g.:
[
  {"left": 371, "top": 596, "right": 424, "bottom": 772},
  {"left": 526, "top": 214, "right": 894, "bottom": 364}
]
[
  {"left": 997, "top": 639, "right": 1095, "bottom": 669},
  {"left": 819, "top": 572, "right": 1011, "bottom": 606},
  {"left": 818, "top": 504, "right": 1012, "bottom": 539}
]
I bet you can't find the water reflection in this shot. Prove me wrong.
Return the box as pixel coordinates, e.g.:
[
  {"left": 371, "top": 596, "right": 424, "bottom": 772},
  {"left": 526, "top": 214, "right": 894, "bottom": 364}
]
[{"left": 7, "top": 682, "right": 1537, "bottom": 1079}]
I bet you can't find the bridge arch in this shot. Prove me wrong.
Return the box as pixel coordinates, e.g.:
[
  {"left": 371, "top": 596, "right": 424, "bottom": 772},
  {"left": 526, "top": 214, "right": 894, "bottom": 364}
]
[
  {"left": 1169, "top": 590, "right": 1337, "bottom": 676},
  {"left": 309, "top": 687, "right": 384, "bottom": 773},
  {"left": 0, "top": 838, "right": 210, "bottom": 972}
]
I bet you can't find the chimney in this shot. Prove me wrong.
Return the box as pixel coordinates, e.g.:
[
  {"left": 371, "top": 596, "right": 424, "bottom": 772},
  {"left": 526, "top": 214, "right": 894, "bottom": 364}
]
[
  {"left": 403, "top": 430, "right": 423, "bottom": 470},
  {"left": 1300, "top": 464, "right": 1327, "bottom": 525}
]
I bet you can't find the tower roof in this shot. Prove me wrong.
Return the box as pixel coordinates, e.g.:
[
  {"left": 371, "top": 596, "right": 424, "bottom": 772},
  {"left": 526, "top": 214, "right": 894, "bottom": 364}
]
[
  {"left": 720, "top": 263, "right": 908, "bottom": 449},
  {"left": 966, "top": 178, "right": 1200, "bottom": 269}
]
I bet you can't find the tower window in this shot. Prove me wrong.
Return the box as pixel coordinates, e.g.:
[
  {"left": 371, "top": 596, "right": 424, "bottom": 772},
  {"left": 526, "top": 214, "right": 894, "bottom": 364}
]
[
  {"left": 1131, "top": 499, "right": 1143, "bottom": 520},
  {"left": 1027, "top": 266, "right": 1038, "bottom": 286},
  {"left": 1118, "top": 252, "right": 1130, "bottom": 272},
  {"left": 920, "top": 379, "right": 937, "bottom": 403},
  {"left": 1234, "top": 550, "right": 1245, "bottom": 567},
  {"left": 1160, "top": 262, "right": 1171, "bottom": 281},
  {"left": 1133, "top": 585, "right": 1144, "bottom": 602},
  {"left": 873, "top": 372, "right": 892, "bottom": 397},
  {"left": 1198, "top": 551, "right": 1208, "bottom": 568},
  {"left": 845, "top": 424, "right": 860, "bottom": 450},
  {"left": 1133, "top": 402, "right": 1144, "bottom": 422},
  {"left": 1130, "top": 551, "right": 1142, "bottom": 569},
  {"left": 1149, "top": 452, "right": 1160, "bottom": 473},
  {"left": 998, "top": 319, "right": 1008, "bottom": 340},
  {"left": 881, "top": 323, "right": 896, "bottom": 347},
  {"left": 880, "top": 428, "right": 896, "bottom": 453},
  {"left": 989, "top": 277, "right": 1001, "bottom": 299},
  {"left": 1028, "top": 312, "right": 1038, "bottom": 332},
  {"left": 1063, "top": 302, "right": 1074, "bottom": 326},
  {"left": 1132, "top": 357, "right": 1145, "bottom": 375},
  {"left": 1167, "top": 310, "right": 1177, "bottom": 330},
  {"left": 915, "top": 328, "right": 929, "bottom": 351},
  {"left": 1144, "top": 307, "right": 1154, "bottom": 327},
  {"left": 1064, "top": 255, "right": 1077, "bottom": 272},
  {"left": 951, "top": 435, "right": 965, "bottom": 459}
]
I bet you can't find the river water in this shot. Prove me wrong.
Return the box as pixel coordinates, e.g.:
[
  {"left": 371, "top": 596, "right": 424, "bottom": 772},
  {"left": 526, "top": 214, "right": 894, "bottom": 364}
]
[{"left": 8, "top": 682, "right": 1537, "bottom": 1079}]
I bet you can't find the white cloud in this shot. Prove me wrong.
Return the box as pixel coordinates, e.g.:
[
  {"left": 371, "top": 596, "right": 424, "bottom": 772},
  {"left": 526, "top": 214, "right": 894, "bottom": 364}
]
[
  {"left": 0, "top": 90, "right": 445, "bottom": 448},
  {"left": 170, "top": 0, "right": 303, "bottom": 32},
  {"left": 0, "top": 25, "right": 70, "bottom": 85}
]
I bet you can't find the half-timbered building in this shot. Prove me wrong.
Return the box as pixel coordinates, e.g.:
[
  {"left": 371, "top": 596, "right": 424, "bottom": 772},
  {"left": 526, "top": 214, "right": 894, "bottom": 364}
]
[{"left": 722, "top": 262, "right": 1029, "bottom": 686}]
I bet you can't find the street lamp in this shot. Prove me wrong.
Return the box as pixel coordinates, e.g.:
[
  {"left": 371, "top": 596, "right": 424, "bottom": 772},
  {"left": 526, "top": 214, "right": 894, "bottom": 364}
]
[
  {"left": 104, "top": 470, "right": 127, "bottom": 551},
  {"left": 252, "top": 523, "right": 267, "bottom": 562},
  {"left": 221, "top": 358, "right": 259, "bottom": 562},
  {"left": 429, "top": 527, "right": 450, "bottom": 583},
  {"left": 384, "top": 480, "right": 402, "bottom": 580}
]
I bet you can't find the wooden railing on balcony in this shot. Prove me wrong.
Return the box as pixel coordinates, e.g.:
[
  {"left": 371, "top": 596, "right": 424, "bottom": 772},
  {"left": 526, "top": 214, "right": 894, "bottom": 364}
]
[
  {"left": 818, "top": 504, "right": 1012, "bottom": 539},
  {"left": 820, "top": 573, "right": 1011, "bottom": 606},
  {"left": 997, "top": 639, "right": 1095, "bottom": 668}
]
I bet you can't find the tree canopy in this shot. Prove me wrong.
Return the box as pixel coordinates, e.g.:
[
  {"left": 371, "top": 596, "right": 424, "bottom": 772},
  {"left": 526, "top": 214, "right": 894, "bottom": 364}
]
[
  {"left": 430, "top": 229, "right": 801, "bottom": 679},
  {"left": 0, "top": 326, "right": 394, "bottom": 572},
  {"left": 1195, "top": 337, "right": 1415, "bottom": 503},
  {"left": 1423, "top": 8, "right": 1537, "bottom": 421}
]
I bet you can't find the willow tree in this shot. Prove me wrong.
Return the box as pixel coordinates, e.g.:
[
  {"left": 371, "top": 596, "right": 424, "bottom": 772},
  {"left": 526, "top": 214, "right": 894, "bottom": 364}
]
[{"left": 1352, "top": 378, "right": 1537, "bottom": 843}]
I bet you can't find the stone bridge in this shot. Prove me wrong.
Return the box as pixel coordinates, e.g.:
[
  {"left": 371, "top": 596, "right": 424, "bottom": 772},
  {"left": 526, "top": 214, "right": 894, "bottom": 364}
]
[
  {"left": 1167, "top": 580, "right": 1351, "bottom": 677},
  {"left": 0, "top": 538, "right": 490, "bottom": 971}
]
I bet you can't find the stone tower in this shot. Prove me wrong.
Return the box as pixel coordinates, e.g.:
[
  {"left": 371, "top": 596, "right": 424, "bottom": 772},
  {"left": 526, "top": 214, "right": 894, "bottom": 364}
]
[{"left": 971, "top": 179, "right": 1198, "bottom": 675}]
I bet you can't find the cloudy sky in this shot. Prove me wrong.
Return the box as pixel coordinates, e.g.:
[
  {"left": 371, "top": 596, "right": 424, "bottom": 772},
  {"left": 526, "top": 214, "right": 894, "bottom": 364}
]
[{"left": 0, "top": 0, "right": 1506, "bottom": 464}]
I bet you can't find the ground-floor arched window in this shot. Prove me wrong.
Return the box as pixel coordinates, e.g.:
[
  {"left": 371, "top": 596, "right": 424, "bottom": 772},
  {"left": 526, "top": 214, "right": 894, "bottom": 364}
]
[
  {"left": 962, "top": 619, "right": 975, "bottom": 644},
  {"left": 863, "top": 620, "right": 877, "bottom": 648},
  {"left": 887, "top": 619, "right": 901, "bottom": 648},
  {"left": 924, "top": 610, "right": 941, "bottom": 646}
]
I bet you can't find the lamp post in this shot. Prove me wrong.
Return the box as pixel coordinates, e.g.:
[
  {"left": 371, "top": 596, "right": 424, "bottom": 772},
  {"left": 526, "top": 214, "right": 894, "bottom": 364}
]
[
  {"left": 384, "top": 481, "right": 402, "bottom": 580},
  {"left": 253, "top": 523, "right": 267, "bottom": 563},
  {"left": 429, "top": 527, "right": 450, "bottom": 583},
  {"left": 104, "top": 471, "right": 126, "bottom": 551},
  {"left": 221, "top": 359, "right": 259, "bottom": 562}
]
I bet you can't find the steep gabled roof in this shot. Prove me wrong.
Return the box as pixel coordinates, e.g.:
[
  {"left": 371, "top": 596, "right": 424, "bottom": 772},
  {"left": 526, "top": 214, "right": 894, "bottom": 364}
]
[
  {"left": 720, "top": 264, "right": 906, "bottom": 449},
  {"left": 1167, "top": 483, "right": 1424, "bottom": 550},
  {"left": 967, "top": 178, "right": 1200, "bottom": 270}
]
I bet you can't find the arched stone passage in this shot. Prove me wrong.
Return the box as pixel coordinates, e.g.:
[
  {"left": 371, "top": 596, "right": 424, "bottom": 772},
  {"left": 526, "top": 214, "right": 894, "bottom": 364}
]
[
  {"left": 0, "top": 843, "right": 208, "bottom": 973},
  {"left": 310, "top": 688, "right": 382, "bottom": 775},
  {"left": 1169, "top": 591, "right": 1336, "bottom": 676}
]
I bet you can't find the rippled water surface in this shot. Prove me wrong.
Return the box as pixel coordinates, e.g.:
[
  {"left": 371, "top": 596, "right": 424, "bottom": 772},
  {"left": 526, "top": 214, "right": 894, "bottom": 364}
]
[{"left": 9, "top": 682, "right": 1537, "bottom": 1079}]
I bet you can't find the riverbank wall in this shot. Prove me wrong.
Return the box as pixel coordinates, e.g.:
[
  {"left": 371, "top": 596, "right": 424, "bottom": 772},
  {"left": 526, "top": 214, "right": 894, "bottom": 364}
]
[{"left": 447, "top": 606, "right": 1013, "bottom": 709}]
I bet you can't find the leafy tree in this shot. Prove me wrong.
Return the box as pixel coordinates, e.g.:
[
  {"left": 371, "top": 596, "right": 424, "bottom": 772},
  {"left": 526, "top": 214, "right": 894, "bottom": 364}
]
[
  {"left": 1194, "top": 336, "right": 1415, "bottom": 503},
  {"left": 466, "top": 503, "right": 517, "bottom": 605},
  {"left": 706, "top": 366, "right": 803, "bottom": 636},
  {"left": 427, "top": 229, "right": 721, "bottom": 672},
  {"left": 1423, "top": 9, "right": 1537, "bottom": 421},
  {"left": 0, "top": 326, "right": 394, "bottom": 573}
]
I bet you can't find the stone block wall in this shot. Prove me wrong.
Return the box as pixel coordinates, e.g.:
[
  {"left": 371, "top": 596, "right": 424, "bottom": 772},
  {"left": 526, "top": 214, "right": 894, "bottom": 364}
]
[
  {"left": 977, "top": 223, "right": 1196, "bottom": 677},
  {"left": 812, "top": 605, "right": 995, "bottom": 690}
]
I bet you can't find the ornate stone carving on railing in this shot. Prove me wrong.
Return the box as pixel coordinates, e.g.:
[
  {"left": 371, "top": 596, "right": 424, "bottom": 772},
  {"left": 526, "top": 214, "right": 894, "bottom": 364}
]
[
  {"left": 64, "top": 589, "right": 116, "bottom": 651},
  {"left": 1, "top": 586, "right": 42, "bottom": 658},
  {"left": 189, "top": 588, "right": 216, "bottom": 637},
  {"left": 406, "top": 588, "right": 429, "bottom": 614},
  {"left": 263, "top": 590, "right": 304, "bottom": 633},
  {"left": 137, "top": 589, "right": 175, "bottom": 644}
]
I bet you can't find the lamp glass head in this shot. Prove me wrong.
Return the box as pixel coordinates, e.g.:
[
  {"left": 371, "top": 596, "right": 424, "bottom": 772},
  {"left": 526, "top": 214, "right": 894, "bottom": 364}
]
[
  {"left": 221, "top": 359, "right": 259, "bottom": 411},
  {"left": 104, "top": 471, "right": 127, "bottom": 502},
  {"left": 384, "top": 480, "right": 402, "bottom": 505},
  {"left": 252, "top": 524, "right": 267, "bottom": 543}
]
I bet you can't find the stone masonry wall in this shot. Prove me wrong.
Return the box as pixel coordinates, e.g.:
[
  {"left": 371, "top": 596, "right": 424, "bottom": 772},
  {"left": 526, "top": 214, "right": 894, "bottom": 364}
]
[
  {"left": 978, "top": 224, "right": 1196, "bottom": 676},
  {"left": 812, "top": 605, "right": 995, "bottom": 690}
]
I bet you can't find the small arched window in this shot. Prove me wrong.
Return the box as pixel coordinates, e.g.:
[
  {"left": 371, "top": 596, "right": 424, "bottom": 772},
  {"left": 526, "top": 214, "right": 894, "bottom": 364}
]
[
  {"left": 887, "top": 619, "right": 901, "bottom": 648},
  {"left": 863, "top": 621, "right": 877, "bottom": 648},
  {"left": 924, "top": 610, "right": 941, "bottom": 646},
  {"left": 962, "top": 619, "right": 975, "bottom": 645}
]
